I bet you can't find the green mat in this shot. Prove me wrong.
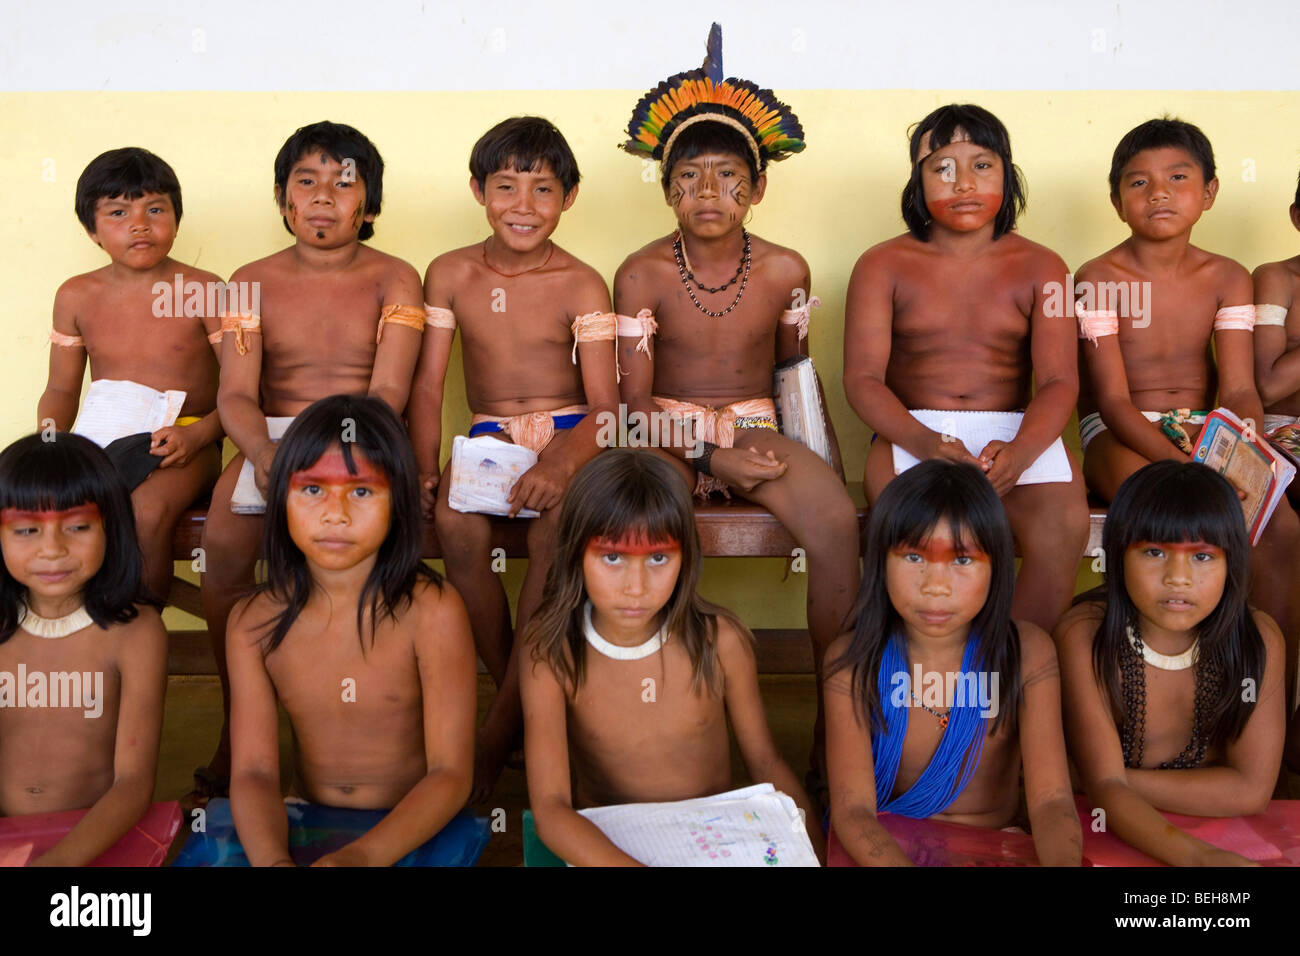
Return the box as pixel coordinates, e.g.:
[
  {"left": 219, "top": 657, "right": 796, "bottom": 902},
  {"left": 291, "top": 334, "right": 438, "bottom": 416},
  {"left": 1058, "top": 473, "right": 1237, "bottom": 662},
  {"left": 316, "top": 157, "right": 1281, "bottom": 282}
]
[{"left": 521, "top": 810, "right": 567, "bottom": 867}]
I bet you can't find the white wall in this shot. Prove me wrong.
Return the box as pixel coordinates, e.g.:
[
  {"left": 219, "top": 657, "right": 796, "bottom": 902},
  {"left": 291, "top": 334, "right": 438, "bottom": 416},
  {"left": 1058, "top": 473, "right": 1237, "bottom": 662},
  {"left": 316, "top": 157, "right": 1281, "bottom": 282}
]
[{"left": 2, "top": 0, "right": 1295, "bottom": 91}]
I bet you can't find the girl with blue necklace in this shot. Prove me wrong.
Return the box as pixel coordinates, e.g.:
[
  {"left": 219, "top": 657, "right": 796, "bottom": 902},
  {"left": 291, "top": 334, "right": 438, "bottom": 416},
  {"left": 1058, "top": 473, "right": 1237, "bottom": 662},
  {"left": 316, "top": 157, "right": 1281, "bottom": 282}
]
[{"left": 824, "top": 461, "right": 1081, "bottom": 866}]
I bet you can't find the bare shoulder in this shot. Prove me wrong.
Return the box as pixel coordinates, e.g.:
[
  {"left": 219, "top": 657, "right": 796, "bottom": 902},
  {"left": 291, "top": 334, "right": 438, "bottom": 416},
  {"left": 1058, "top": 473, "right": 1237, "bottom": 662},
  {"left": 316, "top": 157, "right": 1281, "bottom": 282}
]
[
  {"left": 55, "top": 267, "right": 109, "bottom": 304},
  {"left": 1249, "top": 607, "right": 1285, "bottom": 660},
  {"left": 171, "top": 261, "right": 225, "bottom": 288},
  {"left": 616, "top": 236, "right": 674, "bottom": 280},
  {"left": 355, "top": 243, "right": 421, "bottom": 284},
  {"left": 998, "top": 233, "right": 1068, "bottom": 277},
  {"left": 1195, "top": 246, "right": 1251, "bottom": 287},
  {"left": 749, "top": 234, "right": 808, "bottom": 282},
  {"left": 410, "top": 576, "right": 470, "bottom": 635},
  {"left": 853, "top": 232, "right": 922, "bottom": 273},
  {"left": 1075, "top": 243, "right": 1130, "bottom": 282},
  {"left": 549, "top": 245, "right": 611, "bottom": 303},
  {"left": 114, "top": 604, "right": 166, "bottom": 642},
  {"left": 1053, "top": 600, "right": 1104, "bottom": 654},
  {"left": 423, "top": 243, "right": 482, "bottom": 294},
  {"left": 229, "top": 248, "right": 293, "bottom": 285},
  {"left": 227, "top": 591, "right": 278, "bottom": 642},
  {"left": 713, "top": 612, "right": 756, "bottom": 669}
]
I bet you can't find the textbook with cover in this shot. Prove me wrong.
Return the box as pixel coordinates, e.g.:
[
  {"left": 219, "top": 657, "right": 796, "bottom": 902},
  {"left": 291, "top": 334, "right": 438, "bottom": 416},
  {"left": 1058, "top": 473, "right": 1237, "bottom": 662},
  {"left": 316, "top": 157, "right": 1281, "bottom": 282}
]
[
  {"left": 773, "top": 356, "right": 832, "bottom": 465},
  {"left": 1192, "top": 407, "right": 1296, "bottom": 545},
  {"left": 447, "top": 435, "right": 540, "bottom": 519},
  {"left": 891, "top": 409, "right": 1073, "bottom": 484},
  {"left": 577, "top": 783, "right": 819, "bottom": 867},
  {"left": 71, "top": 378, "right": 186, "bottom": 448}
]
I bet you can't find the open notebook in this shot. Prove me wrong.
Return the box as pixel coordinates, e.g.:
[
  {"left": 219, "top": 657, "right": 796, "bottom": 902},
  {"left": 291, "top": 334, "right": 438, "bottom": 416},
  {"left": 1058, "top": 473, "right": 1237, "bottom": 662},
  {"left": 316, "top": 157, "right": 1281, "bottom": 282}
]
[
  {"left": 71, "top": 379, "right": 186, "bottom": 448},
  {"left": 578, "top": 783, "right": 819, "bottom": 867},
  {"left": 447, "top": 435, "right": 540, "bottom": 518}
]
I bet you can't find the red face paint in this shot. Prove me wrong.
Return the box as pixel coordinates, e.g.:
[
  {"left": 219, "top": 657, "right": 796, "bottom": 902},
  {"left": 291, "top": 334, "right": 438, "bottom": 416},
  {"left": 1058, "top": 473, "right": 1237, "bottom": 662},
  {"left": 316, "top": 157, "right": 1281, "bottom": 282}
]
[
  {"left": 1, "top": 503, "right": 101, "bottom": 526},
  {"left": 1128, "top": 540, "right": 1225, "bottom": 559},
  {"left": 586, "top": 531, "right": 681, "bottom": 557},
  {"left": 891, "top": 539, "right": 989, "bottom": 565},
  {"left": 289, "top": 448, "right": 388, "bottom": 492}
]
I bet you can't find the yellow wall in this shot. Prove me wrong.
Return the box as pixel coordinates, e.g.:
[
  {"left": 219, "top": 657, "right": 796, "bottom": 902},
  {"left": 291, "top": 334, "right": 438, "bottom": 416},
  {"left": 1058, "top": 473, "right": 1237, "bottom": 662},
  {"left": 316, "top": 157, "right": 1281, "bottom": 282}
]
[{"left": 4, "top": 91, "right": 1297, "bottom": 628}]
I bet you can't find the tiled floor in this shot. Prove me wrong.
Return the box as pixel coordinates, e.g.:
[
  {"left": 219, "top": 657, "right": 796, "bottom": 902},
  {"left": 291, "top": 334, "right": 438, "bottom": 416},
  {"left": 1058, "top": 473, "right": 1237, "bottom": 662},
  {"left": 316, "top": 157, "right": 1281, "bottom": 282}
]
[{"left": 157, "top": 673, "right": 819, "bottom": 867}]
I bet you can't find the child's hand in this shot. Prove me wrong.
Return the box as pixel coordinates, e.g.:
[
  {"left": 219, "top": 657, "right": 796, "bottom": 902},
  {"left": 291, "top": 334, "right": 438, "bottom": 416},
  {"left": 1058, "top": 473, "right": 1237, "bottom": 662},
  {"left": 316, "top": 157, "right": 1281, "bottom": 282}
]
[
  {"left": 420, "top": 471, "right": 440, "bottom": 520},
  {"left": 1196, "top": 845, "right": 1259, "bottom": 867},
  {"left": 311, "top": 844, "right": 373, "bottom": 867},
  {"left": 927, "top": 430, "right": 985, "bottom": 469},
  {"left": 710, "top": 446, "right": 788, "bottom": 493},
  {"left": 508, "top": 458, "right": 568, "bottom": 516},
  {"left": 150, "top": 425, "right": 204, "bottom": 468},
  {"left": 977, "top": 440, "right": 1026, "bottom": 496}
]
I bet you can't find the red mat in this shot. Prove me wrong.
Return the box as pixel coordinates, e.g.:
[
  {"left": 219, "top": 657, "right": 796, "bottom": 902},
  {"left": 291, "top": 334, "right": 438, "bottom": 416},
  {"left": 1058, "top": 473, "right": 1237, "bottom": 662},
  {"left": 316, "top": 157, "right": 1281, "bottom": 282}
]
[
  {"left": 828, "top": 796, "right": 1300, "bottom": 867},
  {"left": 0, "top": 801, "right": 182, "bottom": 867}
]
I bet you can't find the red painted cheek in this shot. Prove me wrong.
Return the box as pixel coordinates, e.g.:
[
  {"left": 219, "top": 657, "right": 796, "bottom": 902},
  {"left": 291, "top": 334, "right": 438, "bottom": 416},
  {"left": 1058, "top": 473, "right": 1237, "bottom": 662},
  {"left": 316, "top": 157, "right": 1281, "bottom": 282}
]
[
  {"left": 926, "top": 193, "right": 1003, "bottom": 220},
  {"left": 1, "top": 504, "right": 101, "bottom": 526}
]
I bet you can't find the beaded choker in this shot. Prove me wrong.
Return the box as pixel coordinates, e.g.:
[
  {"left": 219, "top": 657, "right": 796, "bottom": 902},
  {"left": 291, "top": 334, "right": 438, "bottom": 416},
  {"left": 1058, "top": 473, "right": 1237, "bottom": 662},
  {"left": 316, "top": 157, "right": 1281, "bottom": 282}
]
[
  {"left": 1120, "top": 621, "right": 1216, "bottom": 769},
  {"left": 582, "top": 602, "right": 668, "bottom": 661},
  {"left": 18, "top": 604, "right": 95, "bottom": 639},
  {"left": 1126, "top": 624, "right": 1198, "bottom": 670}
]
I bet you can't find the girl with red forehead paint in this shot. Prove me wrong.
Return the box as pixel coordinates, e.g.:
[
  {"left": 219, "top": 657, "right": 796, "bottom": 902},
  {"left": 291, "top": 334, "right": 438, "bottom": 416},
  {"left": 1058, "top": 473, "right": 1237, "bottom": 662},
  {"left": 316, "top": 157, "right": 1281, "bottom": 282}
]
[
  {"left": 0, "top": 432, "right": 166, "bottom": 865},
  {"left": 520, "top": 449, "right": 824, "bottom": 865},
  {"left": 1056, "top": 460, "right": 1288, "bottom": 866},
  {"left": 225, "top": 395, "right": 477, "bottom": 866},
  {"left": 825, "top": 460, "right": 1081, "bottom": 866}
]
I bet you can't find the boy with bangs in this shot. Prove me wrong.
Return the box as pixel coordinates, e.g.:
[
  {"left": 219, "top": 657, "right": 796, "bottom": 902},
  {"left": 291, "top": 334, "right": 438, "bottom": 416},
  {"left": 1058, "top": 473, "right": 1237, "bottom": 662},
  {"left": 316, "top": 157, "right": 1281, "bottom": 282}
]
[
  {"left": 197, "top": 121, "right": 426, "bottom": 802},
  {"left": 613, "top": 27, "right": 862, "bottom": 799},
  {"left": 409, "top": 116, "right": 619, "bottom": 800},
  {"left": 844, "top": 104, "right": 1090, "bottom": 637},
  {"left": 1074, "top": 118, "right": 1300, "bottom": 706},
  {"left": 39, "top": 147, "right": 224, "bottom": 602}
]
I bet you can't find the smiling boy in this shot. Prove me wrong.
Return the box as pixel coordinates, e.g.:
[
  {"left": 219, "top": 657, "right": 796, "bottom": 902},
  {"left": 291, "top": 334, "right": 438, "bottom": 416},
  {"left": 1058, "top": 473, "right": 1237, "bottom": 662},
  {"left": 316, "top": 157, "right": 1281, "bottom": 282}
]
[
  {"left": 408, "top": 116, "right": 619, "bottom": 800},
  {"left": 844, "top": 104, "right": 1090, "bottom": 637},
  {"left": 1075, "top": 118, "right": 1300, "bottom": 699},
  {"left": 197, "top": 122, "right": 426, "bottom": 801},
  {"left": 38, "top": 148, "right": 224, "bottom": 602}
]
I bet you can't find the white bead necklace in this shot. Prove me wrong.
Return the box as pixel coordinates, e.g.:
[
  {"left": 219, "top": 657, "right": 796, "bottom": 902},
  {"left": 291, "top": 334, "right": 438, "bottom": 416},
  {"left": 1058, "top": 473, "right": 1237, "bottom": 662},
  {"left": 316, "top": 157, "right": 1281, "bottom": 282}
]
[{"left": 583, "top": 601, "right": 668, "bottom": 661}]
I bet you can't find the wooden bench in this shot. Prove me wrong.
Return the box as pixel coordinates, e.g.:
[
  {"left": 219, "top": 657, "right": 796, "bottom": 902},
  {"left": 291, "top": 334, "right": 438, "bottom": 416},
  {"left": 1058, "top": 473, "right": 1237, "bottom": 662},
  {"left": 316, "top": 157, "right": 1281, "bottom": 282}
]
[{"left": 161, "top": 485, "right": 1108, "bottom": 675}]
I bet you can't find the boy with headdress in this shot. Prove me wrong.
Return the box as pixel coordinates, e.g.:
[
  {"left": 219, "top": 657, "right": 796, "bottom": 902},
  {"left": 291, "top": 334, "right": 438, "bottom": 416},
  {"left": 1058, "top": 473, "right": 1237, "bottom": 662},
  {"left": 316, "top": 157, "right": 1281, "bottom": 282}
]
[{"left": 614, "top": 25, "right": 861, "bottom": 796}]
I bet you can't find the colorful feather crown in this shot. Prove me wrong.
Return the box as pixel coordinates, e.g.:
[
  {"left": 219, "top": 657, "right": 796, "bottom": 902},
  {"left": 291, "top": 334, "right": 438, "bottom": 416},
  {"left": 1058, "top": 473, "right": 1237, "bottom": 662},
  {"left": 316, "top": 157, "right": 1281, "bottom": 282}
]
[{"left": 622, "top": 23, "right": 805, "bottom": 171}]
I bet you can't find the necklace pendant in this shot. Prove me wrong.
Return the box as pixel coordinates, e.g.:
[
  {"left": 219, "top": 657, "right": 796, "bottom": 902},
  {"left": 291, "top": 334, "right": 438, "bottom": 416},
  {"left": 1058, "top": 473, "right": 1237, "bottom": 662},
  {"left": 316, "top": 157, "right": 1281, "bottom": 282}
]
[{"left": 938, "top": 714, "right": 949, "bottom": 730}]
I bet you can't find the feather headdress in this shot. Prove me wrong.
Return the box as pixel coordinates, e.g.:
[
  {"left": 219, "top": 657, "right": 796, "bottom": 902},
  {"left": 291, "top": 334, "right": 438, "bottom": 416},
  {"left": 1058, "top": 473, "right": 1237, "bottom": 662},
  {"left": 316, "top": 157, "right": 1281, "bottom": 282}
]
[{"left": 622, "top": 23, "right": 805, "bottom": 172}]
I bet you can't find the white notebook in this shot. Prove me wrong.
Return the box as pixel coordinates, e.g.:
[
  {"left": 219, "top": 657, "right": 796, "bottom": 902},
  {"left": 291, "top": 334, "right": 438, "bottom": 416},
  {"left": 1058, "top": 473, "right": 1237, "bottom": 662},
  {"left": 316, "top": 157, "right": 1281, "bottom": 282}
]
[
  {"left": 230, "top": 416, "right": 295, "bottom": 515},
  {"left": 577, "top": 784, "right": 819, "bottom": 867},
  {"left": 71, "top": 379, "right": 187, "bottom": 448},
  {"left": 891, "top": 409, "right": 1073, "bottom": 484},
  {"left": 447, "top": 435, "right": 540, "bottom": 518}
]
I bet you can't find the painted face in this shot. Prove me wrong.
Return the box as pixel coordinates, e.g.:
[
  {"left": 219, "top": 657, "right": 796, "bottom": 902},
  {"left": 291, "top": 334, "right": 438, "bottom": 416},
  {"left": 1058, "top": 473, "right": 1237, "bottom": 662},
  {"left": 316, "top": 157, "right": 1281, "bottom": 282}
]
[
  {"left": 472, "top": 161, "right": 574, "bottom": 256},
  {"left": 919, "top": 139, "right": 1003, "bottom": 234},
  {"left": 665, "top": 150, "right": 764, "bottom": 238},
  {"left": 1123, "top": 540, "right": 1226, "bottom": 636},
  {"left": 278, "top": 151, "right": 373, "bottom": 247},
  {"left": 1111, "top": 146, "right": 1216, "bottom": 239},
  {"left": 285, "top": 447, "right": 391, "bottom": 572},
  {"left": 0, "top": 504, "right": 106, "bottom": 609},
  {"left": 581, "top": 531, "right": 682, "bottom": 638},
  {"left": 89, "top": 192, "right": 177, "bottom": 269},
  {"left": 885, "top": 525, "right": 991, "bottom": 641}
]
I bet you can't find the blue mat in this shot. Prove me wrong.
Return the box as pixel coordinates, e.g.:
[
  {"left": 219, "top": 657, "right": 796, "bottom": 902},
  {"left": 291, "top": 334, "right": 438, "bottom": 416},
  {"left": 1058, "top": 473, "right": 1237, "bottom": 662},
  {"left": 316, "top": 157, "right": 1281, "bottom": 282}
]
[{"left": 172, "top": 799, "right": 489, "bottom": 867}]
